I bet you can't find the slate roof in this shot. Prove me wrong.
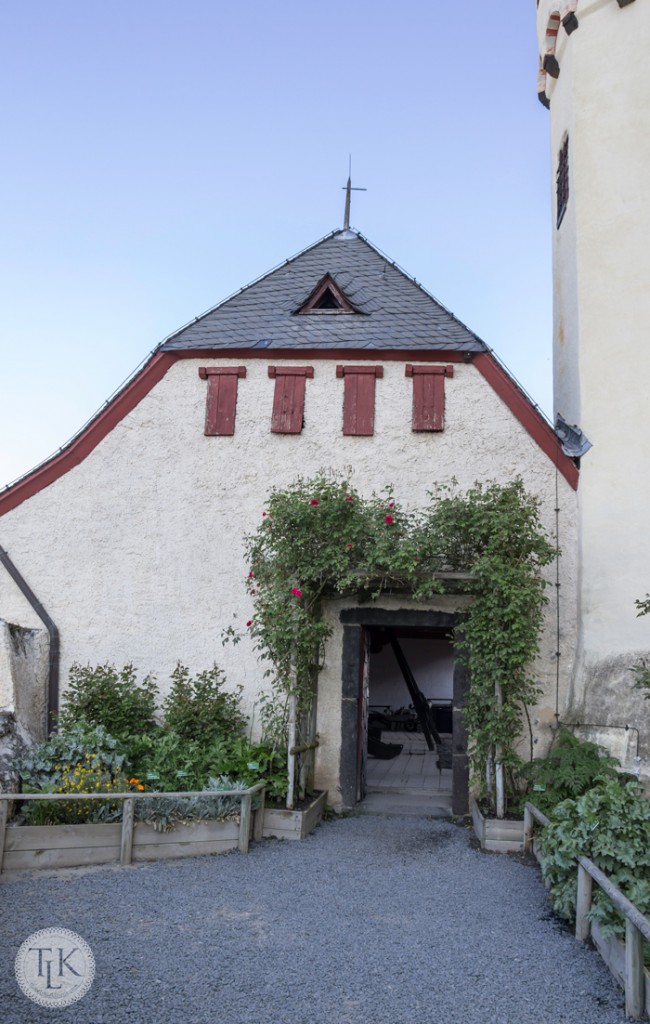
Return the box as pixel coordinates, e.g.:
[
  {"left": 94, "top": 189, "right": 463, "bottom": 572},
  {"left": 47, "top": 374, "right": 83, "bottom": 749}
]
[{"left": 160, "top": 230, "right": 487, "bottom": 352}]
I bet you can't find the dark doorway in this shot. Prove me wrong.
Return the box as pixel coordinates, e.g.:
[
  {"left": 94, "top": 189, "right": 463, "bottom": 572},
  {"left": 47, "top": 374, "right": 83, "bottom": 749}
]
[
  {"left": 338, "top": 608, "right": 469, "bottom": 814},
  {"left": 366, "top": 626, "right": 453, "bottom": 794}
]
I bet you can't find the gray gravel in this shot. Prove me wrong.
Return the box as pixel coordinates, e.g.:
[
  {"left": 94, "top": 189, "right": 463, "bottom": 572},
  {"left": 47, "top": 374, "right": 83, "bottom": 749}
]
[{"left": 0, "top": 815, "right": 625, "bottom": 1024}]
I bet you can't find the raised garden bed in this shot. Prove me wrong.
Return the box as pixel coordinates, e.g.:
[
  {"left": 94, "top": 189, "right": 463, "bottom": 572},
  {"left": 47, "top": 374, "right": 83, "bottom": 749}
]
[
  {"left": 0, "top": 787, "right": 327, "bottom": 874},
  {"left": 259, "top": 790, "right": 327, "bottom": 841},
  {"left": 470, "top": 794, "right": 524, "bottom": 853},
  {"left": 1, "top": 819, "right": 244, "bottom": 872}
]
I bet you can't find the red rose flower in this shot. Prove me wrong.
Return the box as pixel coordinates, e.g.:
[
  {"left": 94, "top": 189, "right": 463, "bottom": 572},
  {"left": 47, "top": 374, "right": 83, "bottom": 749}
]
[
  {"left": 346, "top": 544, "right": 353, "bottom": 549},
  {"left": 345, "top": 495, "right": 354, "bottom": 502},
  {"left": 248, "top": 571, "right": 255, "bottom": 579},
  {"left": 385, "top": 515, "right": 394, "bottom": 524},
  {"left": 291, "top": 587, "right": 303, "bottom": 597},
  {"left": 246, "top": 620, "right": 253, "bottom": 627},
  {"left": 310, "top": 499, "right": 319, "bottom": 506},
  {"left": 389, "top": 501, "right": 395, "bottom": 508}
]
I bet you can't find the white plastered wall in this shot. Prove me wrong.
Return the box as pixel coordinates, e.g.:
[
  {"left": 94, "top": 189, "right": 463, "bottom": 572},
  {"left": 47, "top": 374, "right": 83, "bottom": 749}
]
[
  {"left": 537, "top": 0, "right": 650, "bottom": 767},
  {"left": 0, "top": 356, "right": 578, "bottom": 786}
]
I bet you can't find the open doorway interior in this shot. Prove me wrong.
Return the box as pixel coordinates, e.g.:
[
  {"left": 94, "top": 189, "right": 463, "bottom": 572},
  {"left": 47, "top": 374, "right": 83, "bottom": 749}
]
[{"left": 365, "top": 627, "right": 454, "bottom": 795}]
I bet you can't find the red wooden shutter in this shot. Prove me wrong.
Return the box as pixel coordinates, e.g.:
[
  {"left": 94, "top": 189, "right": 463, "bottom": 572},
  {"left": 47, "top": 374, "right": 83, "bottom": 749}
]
[
  {"left": 336, "top": 365, "right": 384, "bottom": 436},
  {"left": 405, "top": 364, "right": 453, "bottom": 432},
  {"left": 198, "top": 367, "right": 246, "bottom": 436},
  {"left": 268, "top": 366, "right": 314, "bottom": 434}
]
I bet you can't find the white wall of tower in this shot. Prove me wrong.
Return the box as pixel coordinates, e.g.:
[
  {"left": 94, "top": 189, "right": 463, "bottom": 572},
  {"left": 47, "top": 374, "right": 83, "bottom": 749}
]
[{"left": 537, "top": 0, "right": 650, "bottom": 763}]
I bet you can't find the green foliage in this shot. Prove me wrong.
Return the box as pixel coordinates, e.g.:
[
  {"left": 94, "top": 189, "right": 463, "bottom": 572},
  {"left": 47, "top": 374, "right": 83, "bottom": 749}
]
[
  {"left": 244, "top": 475, "right": 442, "bottom": 698},
  {"left": 134, "top": 776, "right": 247, "bottom": 832},
  {"left": 520, "top": 729, "right": 620, "bottom": 814},
  {"left": 201, "top": 736, "right": 288, "bottom": 799},
  {"left": 24, "top": 759, "right": 136, "bottom": 826},
  {"left": 57, "top": 663, "right": 159, "bottom": 739},
  {"left": 17, "top": 724, "right": 128, "bottom": 791},
  {"left": 126, "top": 730, "right": 207, "bottom": 791},
  {"left": 161, "top": 663, "right": 246, "bottom": 744},
  {"left": 538, "top": 779, "right": 650, "bottom": 949},
  {"left": 19, "top": 655, "right": 288, "bottom": 809},
  {"left": 245, "top": 473, "right": 554, "bottom": 808},
  {"left": 128, "top": 729, "right": 287, "bottom": 799},
  {"left": 632, "top": 659, "right": 650, "bottom": 700},
  {"left": 426, "top": 480, "right": 555, "bottom": 810}
]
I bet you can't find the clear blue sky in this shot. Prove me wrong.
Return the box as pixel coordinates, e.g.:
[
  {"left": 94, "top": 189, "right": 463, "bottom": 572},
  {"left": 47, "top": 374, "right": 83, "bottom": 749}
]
[{"left": 0, "top": 1, "right": 553, "bottom": 489}]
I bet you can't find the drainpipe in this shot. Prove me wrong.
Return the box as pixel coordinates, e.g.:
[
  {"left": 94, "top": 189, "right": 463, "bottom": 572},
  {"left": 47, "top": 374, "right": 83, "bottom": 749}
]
[{"left": 0, "top": 545, "right": 59, "bottom": 735}]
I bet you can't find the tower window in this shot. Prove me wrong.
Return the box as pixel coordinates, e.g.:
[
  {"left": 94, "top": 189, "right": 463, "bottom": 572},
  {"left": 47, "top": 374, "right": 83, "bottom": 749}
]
[{"left": 556, "top": 136, "right": 569, "bottom": 228}]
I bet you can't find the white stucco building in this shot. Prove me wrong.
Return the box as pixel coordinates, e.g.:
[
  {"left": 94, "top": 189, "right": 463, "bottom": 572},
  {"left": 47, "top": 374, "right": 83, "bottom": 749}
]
[
  {"left": 0, "top": 228, "right": 579, "bottom": 810},
  {"left": 537, "top": 0, "right": 650, "bottom": 770},
  {"left": 3, "top": 0, "right": 650, "bottom": 808}
]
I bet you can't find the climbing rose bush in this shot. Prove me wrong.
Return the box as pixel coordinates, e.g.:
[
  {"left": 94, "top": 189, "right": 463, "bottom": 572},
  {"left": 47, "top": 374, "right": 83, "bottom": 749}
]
[{"left": 244, "top": 473, "right": 554, "bottom": 811}]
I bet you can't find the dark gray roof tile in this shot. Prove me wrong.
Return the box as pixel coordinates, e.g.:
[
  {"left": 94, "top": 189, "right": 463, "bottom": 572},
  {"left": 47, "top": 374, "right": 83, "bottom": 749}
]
[{"left": 160, "top": 230, "right": 487, "bottom": 354}]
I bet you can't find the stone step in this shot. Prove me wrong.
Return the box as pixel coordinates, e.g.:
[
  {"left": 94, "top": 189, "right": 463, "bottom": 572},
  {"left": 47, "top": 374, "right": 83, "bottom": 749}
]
[{"left": 357, "top": 789, "right": 453, "bottom": 818}]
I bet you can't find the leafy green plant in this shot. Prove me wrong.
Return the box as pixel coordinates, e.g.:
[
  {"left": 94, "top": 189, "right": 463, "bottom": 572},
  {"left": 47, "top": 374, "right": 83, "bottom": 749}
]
[
  {"left": 57, "top": 663, "right": 159, "bottom": 739},
  {"left": 128, "top": 728, "right": 288, "bottom": 799},
  {"left": 17, "top": 724, "right": 128, "bottom": 791},
  {"left": 128, "top": 730, "right": 210, "bottom": 792},
  {"left": 161, "top": 664, "right": 246, "bottom": 744},
  {"left": 200, "top": 736, "right": 288, "bottom": 799},
  {"left": 520, "top": 728, "right": 620, "bottom": 815},
  {"left": 538, "top": 779, "right": 650, "bottom": 947}
]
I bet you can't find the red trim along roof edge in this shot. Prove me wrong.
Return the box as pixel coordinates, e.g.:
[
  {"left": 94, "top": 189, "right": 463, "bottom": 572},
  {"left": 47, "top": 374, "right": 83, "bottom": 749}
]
[
  {"left": 0, "top": 347, "right": 577, "bottom": 519},
  {"left": 0, "top": 352, "right": 176, "bottom": 518},
  {"left": 473, "top": 353, "right": 578, "bottom": 490}
]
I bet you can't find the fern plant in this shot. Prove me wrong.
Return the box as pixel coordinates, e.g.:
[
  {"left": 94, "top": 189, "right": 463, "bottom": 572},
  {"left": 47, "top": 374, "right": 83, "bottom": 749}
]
[{"left": 520, "top": 728, "right": 619, "bottom": 815}]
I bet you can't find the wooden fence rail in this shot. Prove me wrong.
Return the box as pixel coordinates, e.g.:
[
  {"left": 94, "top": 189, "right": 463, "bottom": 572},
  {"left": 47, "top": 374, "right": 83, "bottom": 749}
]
[
  {"left": 524, "top": 800, "right": 650, "bottom": 1020},
  {"left": 0, "top": 783, "right": 266, "bottom": 871}
]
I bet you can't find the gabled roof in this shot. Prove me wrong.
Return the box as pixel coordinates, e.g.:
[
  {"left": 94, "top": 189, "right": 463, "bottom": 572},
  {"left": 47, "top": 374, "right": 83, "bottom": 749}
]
[
  {"left": 161, "top": 230, "right": 487, "bottom": 353},
  {"left": 0, "top": 227, "right": 580, "bottom": 517}
]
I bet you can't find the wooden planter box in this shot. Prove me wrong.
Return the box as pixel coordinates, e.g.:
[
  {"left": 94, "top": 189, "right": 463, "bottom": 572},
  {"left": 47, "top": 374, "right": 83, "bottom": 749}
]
[
  {"left": 2, "top": 818, "right": 243, "bottom": 872},
  {"left": 0, "top": 790, "right": 327, "bottom": 874},
  {"left": 470, "top": 795, "right": 524, "bottom": 853},
  {"left": 258, "top": 790, "right": 327, "bottom": 841}
]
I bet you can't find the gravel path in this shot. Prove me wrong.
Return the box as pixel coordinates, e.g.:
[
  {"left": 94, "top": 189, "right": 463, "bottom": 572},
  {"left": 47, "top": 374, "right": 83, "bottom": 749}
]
[{"left": 0, "top": 815, "right": 625, "bottom": 1024}]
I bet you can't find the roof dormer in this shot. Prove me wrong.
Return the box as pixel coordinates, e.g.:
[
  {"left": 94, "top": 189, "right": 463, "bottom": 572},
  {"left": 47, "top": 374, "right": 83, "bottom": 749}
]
[{"left": 294, "top": 274, "right": 360, "bottom": 315}]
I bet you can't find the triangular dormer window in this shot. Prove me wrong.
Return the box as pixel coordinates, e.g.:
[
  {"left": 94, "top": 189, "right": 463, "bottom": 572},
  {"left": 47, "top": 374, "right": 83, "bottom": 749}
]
[{"left": 295, "top": 274, "right": 359, "bottom": 315}]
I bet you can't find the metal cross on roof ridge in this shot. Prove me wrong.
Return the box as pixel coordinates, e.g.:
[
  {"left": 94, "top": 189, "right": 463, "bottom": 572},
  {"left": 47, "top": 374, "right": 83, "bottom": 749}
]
[{"left": 342, "top": 158, "right": 367, "bottom": 230}]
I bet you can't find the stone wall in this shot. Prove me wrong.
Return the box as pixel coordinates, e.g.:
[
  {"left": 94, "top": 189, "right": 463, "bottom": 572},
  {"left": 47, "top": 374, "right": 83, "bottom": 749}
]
[{"left": 0, "top": 619, "right": 49, "bottom": 791}]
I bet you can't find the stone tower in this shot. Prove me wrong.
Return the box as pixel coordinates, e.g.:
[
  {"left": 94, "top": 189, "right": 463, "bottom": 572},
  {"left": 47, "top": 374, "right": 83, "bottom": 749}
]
[{"left": 536, "top": 0, "right": 650, "bottom": 770}]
